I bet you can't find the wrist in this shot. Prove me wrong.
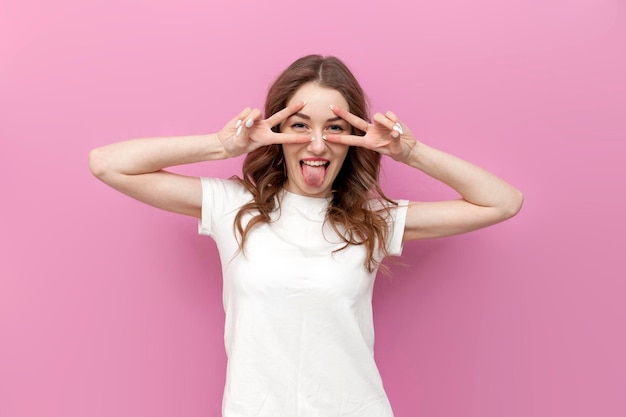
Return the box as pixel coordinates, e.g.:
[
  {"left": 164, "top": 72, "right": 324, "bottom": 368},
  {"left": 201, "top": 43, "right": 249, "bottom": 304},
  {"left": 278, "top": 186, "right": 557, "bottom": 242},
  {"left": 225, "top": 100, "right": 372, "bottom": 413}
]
[{"left": 394, "top": 140, "right": 422, "bottom": 166}]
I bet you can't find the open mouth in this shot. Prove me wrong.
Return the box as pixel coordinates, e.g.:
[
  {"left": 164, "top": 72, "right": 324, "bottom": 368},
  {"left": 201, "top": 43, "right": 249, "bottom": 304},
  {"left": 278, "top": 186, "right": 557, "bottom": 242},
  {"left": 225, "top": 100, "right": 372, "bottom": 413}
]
[{"left": 300, "top": 159, "right": 329, "bottom": 187}]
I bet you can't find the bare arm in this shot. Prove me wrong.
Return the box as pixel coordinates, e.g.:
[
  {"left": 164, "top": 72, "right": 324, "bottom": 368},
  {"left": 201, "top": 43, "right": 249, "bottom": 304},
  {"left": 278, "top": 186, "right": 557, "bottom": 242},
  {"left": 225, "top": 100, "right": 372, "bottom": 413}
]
[
  {"left": 325, "top": 106, "right": 524, "bottom": 241},
  {"left": 89, "top": 103, "right": 309, "bottom": 218},
  {"left": 89, "top": 133, "right": 225, "bottom": 218},
  {"left": 398, "top": 142, "right": 523, "bottom": 240}
]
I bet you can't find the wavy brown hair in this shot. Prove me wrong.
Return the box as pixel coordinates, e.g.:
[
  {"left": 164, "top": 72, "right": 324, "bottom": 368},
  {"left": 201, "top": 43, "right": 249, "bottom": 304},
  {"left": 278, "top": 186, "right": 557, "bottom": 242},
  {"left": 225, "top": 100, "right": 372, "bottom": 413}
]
[{"left": 234, "top": 55, "right": 397, "bottom": 272}]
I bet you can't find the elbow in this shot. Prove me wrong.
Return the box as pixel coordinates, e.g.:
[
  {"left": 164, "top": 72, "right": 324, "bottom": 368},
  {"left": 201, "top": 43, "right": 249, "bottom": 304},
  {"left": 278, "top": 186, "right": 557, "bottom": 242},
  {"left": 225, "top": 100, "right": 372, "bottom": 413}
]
[
  {"left": 88, "top": 147, "right": 110, "bottom": 180},
  {"left": 502, "top": 188, "right": 524, "bottom": 220}
]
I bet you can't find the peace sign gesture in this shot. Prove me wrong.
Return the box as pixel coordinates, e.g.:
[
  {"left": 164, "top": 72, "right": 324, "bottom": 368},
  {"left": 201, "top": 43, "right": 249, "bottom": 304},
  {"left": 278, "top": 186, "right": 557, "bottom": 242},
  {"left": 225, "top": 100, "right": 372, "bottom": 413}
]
[
  {"left": 324, "top": 105, "right": 418, "bottom": 163},
  {"left": 217, "top": 101, "right": 311, "bottom": 158}
]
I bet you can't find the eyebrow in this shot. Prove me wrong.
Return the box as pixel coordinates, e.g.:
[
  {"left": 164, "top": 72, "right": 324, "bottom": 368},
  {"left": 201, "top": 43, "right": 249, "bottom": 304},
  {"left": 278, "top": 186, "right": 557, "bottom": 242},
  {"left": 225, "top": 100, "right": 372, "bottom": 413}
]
[{"left": 292, "top": 112, "right": 344, "bottom": 123}]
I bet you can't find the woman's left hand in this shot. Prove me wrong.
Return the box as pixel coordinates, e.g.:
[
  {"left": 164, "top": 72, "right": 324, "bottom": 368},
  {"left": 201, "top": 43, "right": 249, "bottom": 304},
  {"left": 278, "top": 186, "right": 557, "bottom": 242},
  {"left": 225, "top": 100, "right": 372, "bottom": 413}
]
[{"left": 324, "top": 105, "right": 417, "bottom": 163}]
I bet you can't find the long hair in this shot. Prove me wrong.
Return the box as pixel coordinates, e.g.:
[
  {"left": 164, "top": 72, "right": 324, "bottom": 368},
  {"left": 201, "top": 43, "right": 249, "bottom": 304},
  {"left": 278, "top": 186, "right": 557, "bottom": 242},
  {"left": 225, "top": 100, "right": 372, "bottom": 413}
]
[{"left": 234, "top": 55, "right": 397, "bottom": 272}]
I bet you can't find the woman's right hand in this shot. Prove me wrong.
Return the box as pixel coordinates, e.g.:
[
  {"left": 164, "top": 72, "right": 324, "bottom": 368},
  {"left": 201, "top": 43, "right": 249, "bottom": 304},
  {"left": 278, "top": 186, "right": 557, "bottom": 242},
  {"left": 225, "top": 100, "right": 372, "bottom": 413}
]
[{"left": 217, "top": 101, "right": 311, "bottom": 157}]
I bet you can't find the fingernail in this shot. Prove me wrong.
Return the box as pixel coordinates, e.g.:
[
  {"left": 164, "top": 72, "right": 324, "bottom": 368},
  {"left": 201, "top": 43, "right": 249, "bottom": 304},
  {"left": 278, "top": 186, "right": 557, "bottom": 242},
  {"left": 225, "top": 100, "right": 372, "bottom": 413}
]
[
  {"left": 329, "top": 104, "right": 335, "bottom": 110},
  {"left": 310, "top": 137, "right": 316, "bottom": 142},
  {"left": 302, "top": 100, "right": 307, "bottom": 107},
  {"left": 235, "top": 119, "right": 242, "bottom": 128},
  {"left": 245, "top": 119, "right": 254, "bottom": 128},
  {"left": 393, "top": 125, "right": 403, "bottom": 134},
  {"left": 392, "top": 131, "right": 400, "bottom": 139},
  {"left": 322, "top": 135, "right": 327, "bottom": 141},
  {"left": 236, "top": 125, "right": 242, "bottom": 137}
]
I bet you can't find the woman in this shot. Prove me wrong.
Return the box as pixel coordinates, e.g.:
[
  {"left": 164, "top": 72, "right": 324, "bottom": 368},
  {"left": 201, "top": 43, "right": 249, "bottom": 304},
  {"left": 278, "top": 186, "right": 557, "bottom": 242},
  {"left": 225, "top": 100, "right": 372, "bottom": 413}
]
[{"left": 89, "top": 55, "right": 523, "bottom": 416}]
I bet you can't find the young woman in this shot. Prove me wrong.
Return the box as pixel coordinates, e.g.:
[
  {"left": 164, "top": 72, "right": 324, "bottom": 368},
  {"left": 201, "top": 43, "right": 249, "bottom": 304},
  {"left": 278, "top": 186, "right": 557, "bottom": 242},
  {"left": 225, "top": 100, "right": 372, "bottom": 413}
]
[{"left": 89, "top": 55, "right": 523, "bottom": 416}]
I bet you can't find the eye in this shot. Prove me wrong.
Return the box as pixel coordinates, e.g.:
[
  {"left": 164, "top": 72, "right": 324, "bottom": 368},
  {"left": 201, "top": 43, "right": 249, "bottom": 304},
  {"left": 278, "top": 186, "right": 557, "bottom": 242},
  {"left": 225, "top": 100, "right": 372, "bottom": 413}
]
[
  {"left": 290, "top": 122, "right": 308, "bottom": 131},
  {"left": 327, "top": 124, "right": 345, "bottom": 132}
]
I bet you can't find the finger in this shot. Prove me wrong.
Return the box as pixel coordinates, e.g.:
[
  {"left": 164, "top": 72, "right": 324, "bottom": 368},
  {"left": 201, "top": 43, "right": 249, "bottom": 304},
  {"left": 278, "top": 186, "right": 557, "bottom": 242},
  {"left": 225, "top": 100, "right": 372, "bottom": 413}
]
[
  {"left": 330, "top": 105, "right": 369, "bottom": 133},
  {"left": 243, "top": 108, "right": 263, "bottom": 130},
  {"left": 236, "top": 107, "right": 252, "bottom": 120},
  {"left": 266, "top": 132, "right": 311, "bottom": 145},
  {"left": 228, "top": 107, "right": 252, "bottom": 127},
  {"left": 374, "top": 112, "right": 404, "bottom": 138},
  {"left": 385, "top": 110, "right": 399, "bottom": 123},
  {"left": 373, "top": 112, "right": 398, "bottom": 131},
  {"left": 265, "top": 100, "right": 306, "bottom": 128},
  {"left": 324, "top": 133, "right": 366, "bottom": 147},
  {"left": 385, "top": 111, "right": 404, "bottom": 136},
  {"left": 218, "top": 107, "right": 251, "bottom": 137}
]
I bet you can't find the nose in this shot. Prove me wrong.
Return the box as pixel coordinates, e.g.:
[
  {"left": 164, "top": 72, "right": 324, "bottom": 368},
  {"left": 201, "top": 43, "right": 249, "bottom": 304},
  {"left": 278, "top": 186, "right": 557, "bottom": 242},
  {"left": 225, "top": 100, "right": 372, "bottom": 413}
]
[{"left": 307, "top": 135, "right": 327, "bottom": 155}]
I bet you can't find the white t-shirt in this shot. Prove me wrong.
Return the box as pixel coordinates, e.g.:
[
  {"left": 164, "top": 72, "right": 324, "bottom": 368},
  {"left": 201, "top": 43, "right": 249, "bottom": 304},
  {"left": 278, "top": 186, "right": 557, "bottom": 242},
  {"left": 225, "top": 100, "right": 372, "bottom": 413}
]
[{"left": 198, "top": 177, "right": 408, "bottom": 417}]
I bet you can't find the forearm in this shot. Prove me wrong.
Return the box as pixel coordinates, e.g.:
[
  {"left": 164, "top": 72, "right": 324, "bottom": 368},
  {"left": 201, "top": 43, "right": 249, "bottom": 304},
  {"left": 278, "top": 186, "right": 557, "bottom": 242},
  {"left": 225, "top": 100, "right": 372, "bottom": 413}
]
[
  {"left": 89, "top": 133, "right": 226, "bottom": 179},
  {"left": 405, "top": 142, "right": 524, "bottom": 216}
]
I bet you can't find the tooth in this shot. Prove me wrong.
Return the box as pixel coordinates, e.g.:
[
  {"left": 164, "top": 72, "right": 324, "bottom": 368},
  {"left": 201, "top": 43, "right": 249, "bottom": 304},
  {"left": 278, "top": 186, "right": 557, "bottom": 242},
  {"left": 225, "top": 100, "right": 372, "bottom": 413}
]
[{"left": 303, "top": 160, "right": 325, "bottom": 166}]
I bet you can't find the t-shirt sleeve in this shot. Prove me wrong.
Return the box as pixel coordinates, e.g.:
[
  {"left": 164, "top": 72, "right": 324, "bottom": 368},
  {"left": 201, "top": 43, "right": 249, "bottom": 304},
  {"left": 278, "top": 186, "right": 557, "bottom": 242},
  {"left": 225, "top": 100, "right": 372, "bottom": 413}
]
[
  {"left": 197, "top": 177, "right": 250, "bottom": 237},
  {"left": 385, "top": 200, "right": 409, "bottom": 256}
]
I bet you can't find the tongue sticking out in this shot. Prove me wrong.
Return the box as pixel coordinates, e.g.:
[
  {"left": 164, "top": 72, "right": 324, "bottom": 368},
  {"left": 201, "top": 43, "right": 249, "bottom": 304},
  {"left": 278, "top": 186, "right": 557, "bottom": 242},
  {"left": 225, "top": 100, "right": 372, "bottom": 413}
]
[{"left": 302, "top": 163, "right": 326, "bottom": 187}]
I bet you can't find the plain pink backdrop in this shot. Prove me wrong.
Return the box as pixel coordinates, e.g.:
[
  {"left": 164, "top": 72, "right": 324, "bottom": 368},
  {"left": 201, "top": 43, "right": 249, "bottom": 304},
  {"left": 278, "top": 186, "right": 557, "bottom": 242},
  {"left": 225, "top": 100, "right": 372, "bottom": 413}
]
[{"left": 1, "top": 0, "right": 625, "bottom": 416}]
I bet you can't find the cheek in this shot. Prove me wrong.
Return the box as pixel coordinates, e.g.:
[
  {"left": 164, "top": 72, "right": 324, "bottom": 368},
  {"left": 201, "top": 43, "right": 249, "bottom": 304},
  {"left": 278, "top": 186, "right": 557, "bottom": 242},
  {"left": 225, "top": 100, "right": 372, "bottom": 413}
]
[
  {"left": 281, "top": 146, "right": 299, "bottom": 164},
  {"left": 335, "top": 146, "right": 350, "bottom": 163}
]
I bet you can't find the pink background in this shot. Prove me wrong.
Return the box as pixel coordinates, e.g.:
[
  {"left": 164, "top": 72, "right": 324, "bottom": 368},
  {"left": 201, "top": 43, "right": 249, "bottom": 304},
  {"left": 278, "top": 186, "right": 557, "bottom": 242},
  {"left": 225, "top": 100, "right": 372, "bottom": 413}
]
[{"left": 1, "top": 0, "right": 625, "bottom": 416}]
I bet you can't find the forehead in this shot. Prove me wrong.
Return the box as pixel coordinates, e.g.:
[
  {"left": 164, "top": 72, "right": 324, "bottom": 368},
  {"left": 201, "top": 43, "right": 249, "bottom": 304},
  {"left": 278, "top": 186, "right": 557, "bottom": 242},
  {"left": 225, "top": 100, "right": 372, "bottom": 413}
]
[{"left": 287, "top": 82, "right": 349, "bottom": 109}]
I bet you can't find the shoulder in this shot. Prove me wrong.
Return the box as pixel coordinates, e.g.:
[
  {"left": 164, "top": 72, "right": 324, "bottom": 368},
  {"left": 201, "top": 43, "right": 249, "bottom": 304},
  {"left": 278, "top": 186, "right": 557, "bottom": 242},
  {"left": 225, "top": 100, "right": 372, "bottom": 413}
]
[
  {"left": 200, "top": 177, "right": 253, "bottom": 210},
  {"left": 198, "top": 177, "right": 254, "bottom": 237},
  {"left": 201, "top": 176, "right": 246, "bottom": 193},
  {"left": 367, "top": 197, "right": 410, "bottom": 220}
]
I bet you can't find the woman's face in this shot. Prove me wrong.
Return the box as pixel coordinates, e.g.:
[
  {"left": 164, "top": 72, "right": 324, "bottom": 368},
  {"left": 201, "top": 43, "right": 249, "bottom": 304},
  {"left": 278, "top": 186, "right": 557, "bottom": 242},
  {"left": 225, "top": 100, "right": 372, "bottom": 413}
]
[{"left": 280, "top": 82, "right": 351, "bottom": 198}]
